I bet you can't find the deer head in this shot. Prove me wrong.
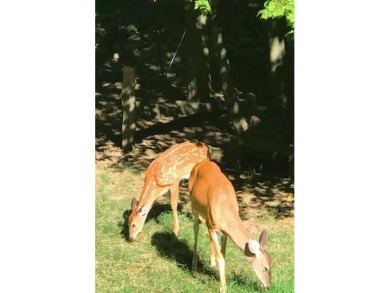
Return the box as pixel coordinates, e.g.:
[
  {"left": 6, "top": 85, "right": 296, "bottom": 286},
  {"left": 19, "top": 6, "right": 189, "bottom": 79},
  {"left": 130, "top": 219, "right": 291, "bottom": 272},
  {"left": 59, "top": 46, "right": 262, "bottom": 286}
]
[
  {"left": 247, "top": 230, "right": 272, "bottom": 290},
  {"left": 128, "top": 197, "right": 151, "bottom": 241}
]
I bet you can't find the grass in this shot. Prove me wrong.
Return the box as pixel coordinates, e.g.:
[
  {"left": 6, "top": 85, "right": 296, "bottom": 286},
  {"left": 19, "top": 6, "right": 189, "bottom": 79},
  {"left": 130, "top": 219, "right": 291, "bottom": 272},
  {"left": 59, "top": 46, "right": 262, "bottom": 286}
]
[{"left": 96, "top": 164, "right": 294, "bottom": 292}]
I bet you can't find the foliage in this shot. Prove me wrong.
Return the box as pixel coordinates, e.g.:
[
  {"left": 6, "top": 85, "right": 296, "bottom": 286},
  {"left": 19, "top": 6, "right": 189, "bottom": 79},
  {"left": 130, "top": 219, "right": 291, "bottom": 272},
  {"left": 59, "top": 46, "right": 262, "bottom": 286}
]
[
  {"left": 194, "top": 0, "right": 212, "bottom": 16},
  {"left": 258, "top": 0, "right": 294, "bottom": 34}
]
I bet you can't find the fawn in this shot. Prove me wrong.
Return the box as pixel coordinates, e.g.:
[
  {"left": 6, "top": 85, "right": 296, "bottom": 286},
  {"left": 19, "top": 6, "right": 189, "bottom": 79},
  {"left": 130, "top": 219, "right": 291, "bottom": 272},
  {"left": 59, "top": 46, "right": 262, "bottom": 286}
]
[{"left": 128, "top": 141, "right": 210, "bottom": 241}]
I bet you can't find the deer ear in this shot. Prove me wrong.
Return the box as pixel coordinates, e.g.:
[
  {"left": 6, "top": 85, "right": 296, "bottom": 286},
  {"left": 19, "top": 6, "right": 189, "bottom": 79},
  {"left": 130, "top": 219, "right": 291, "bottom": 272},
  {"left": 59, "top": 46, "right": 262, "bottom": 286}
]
[
  {"left": 131, "top": 197, "right": 138, "bottom": 210},
  {"left": 139, "top": 203, "right": 150, "bottom": 216},
  {"left": 259, "top": 230, "right": 268, "bottom": 248},
  {"left": 248, "top": 238, "right": 261, "bottom": 255}
]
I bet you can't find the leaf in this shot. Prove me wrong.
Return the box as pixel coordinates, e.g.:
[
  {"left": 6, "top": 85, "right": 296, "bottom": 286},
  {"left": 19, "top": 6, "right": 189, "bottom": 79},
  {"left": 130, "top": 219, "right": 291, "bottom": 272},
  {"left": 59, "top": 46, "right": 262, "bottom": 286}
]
[
  {"left": 286, "top": 12, "right": 294, "bottom": 28},
  {"left": 194, "top": 0, "right": 212, "bottom": 15},
  {"left": 267, "top": 1, "right": 276, "bottom": 12},
  {"left": 257, "top": 0, "right": 295, "bottom": 29}
]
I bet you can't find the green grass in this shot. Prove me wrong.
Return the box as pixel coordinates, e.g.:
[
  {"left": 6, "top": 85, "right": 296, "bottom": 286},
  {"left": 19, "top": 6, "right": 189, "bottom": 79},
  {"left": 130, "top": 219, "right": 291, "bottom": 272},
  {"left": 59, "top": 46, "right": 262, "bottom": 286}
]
[{"left": 96, "top": 165, "right": 294, "bottom": 292}]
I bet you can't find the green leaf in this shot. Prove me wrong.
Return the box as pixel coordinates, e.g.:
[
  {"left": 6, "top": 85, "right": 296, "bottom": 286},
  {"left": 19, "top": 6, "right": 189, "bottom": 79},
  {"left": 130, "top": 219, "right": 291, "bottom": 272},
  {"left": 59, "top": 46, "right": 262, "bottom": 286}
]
[
  {"left": 257, "top": 0, "right": 294, "bottom": 31},
  {"left": 194, "top": 0, "right": 212, "bottom": 15}
]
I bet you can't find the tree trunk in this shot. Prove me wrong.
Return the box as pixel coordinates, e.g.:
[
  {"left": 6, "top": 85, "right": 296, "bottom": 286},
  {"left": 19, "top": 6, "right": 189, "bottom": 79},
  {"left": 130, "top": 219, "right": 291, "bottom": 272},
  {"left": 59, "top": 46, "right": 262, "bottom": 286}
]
[
  {"left": 267, "top": 19, "right": 294, "bottom": 179},
  {"left": 121, "top": 65, "right": 137, "bottom": 154},
  {"left": 267, "top": 19, "right": 290, "bottom": 123},
  {"left": 184, "top": 0, "right": 212, "bottom": 100},
  {"left": 209, "top": 0, "right": 248, "bottom": 135}
]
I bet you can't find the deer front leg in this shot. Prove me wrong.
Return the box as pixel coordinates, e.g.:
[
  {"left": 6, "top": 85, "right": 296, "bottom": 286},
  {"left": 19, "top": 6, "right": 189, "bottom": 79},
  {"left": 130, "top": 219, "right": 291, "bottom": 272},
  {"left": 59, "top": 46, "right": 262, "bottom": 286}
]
[
  {"left": 211, "top": 234, "right": 227, "bottom": 268},
  {"left": 210, "top": 243, "right": 216, "bottom": 267},
  {"left": 169, "top": 184, "right": 180, "bottom": 236},
  {"left": 208, "top": 228, "right": 226, "bottom": 293}
]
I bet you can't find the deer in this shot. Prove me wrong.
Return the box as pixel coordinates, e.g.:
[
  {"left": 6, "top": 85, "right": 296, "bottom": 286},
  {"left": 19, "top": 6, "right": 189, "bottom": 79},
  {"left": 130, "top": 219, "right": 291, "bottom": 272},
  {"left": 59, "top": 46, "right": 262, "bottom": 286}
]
[
  {"left": 188, "top": 161, "right": 272, "bottom": 292},
  {"left": 128, "top": 141, "right": 210, "bottom": 241}
]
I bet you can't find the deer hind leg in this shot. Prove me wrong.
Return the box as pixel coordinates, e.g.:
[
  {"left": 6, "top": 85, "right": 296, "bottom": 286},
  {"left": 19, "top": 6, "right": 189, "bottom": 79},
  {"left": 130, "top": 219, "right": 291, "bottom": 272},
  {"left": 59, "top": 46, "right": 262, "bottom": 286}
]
[
  {"left": 192, "top": 210, "right": 201, "bottom": 271},
  {"left": 169, "top": 184, "right": 180, "bottom": 236},
  {"left": 208, "top": 228, "right": 226, "bottom": 293},
  {"left": 221, "top": 234, "right": 228, "bottom": 259}
]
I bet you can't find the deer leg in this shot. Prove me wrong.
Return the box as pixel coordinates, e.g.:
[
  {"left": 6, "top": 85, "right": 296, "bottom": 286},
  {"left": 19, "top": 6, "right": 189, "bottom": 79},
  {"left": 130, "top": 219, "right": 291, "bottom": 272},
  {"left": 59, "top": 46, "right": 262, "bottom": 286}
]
[
  {"left": 208, "top": 228, "right": 226, "bottom": 293},
  {"left": 221, "top": 234, "right": 228, "bottom": 259},
  {"left": 210, "top": 243, "right": 216, "bottom": 267},
  {"left": 192, "top": 211, "right": 200, "bottom": 271},
  {"left": 169, "top": 184, "right": 180, "bottom": 236}
]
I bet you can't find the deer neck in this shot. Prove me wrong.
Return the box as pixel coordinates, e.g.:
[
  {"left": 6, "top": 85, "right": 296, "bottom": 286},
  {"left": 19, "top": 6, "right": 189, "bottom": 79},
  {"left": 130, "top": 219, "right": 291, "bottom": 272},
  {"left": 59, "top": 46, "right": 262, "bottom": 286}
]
[
  {"left": 138, "top": 179, "right": 160, "bottom": 207},
  {"left": 138, "top": 163, "right": 160, "bottom": 203},
  {"left": 224, "top": 215, "right": 252, "bottom": 256}
]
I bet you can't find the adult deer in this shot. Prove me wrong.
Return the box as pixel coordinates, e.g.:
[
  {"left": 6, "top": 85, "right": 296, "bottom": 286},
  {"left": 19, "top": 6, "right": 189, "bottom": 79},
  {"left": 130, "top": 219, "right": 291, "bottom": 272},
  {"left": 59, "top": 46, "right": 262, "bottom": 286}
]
[
  {"left": 128, "top": 141, "right": 210, "bottom": 241},
  {"left": 188, "top": 161, "right": 272, "bottom": 292}
]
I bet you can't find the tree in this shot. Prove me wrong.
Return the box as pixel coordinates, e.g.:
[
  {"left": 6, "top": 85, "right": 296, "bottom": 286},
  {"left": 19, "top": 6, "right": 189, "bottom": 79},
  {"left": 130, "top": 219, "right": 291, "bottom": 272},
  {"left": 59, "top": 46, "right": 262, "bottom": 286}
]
[
  {"left": 211, "top": 0, "right": 249, "bottom": 134},
  {"left": 256, "top": 0, "right": 294, "bottom": 124},
  {"left": 121, "top": 65, "right": 137, "bottom": 154},
  {"left": 186, "top": 0, "right": 248, "bottom": 134},
  {"left": 114, "top": 26, "right": 141, "bottom": 155},
  {"left": 257, "top": 0, "right": 295, "bottom": 178},
  {"left": 184, "top": 0, "right": 212, "bottom": 100}
]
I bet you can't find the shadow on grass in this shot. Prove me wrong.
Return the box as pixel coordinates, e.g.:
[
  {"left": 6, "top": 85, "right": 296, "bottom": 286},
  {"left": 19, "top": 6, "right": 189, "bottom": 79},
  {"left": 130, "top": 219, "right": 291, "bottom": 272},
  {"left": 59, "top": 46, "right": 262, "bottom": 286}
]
[
  {"left": 230, "top": 272, "right": 266, "bottom": 292},
  {"left": 151, "top": 232, "right": 216, "bottom": 278},
  {"left": 120, "top": 209, "right": 131, "bottom": 241},
  {"left": 145, "top": 202, "right": 185, "bottom": 223},
  {"left": 150, "top": 233, "right": 266, "bottom": 289}
]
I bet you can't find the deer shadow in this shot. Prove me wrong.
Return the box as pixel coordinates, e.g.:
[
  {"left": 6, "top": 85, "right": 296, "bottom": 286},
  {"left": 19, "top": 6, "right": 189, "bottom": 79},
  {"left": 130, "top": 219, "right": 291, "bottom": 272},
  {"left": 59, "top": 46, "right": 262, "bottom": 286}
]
[
  {"left": 150, "top": 232, "right": 264, "bottom": 290},
  {"left": 120, "top": 209, "right": 131, "bottom": 241},
  {"left": 150, "top": 231, "right": 216, "bottom": 278},
  {"left": 120, "top": 206, "right": 268, "bottom": 289},
  {"left": 230, "top": 272, "right": 266, "bottom": 292}
]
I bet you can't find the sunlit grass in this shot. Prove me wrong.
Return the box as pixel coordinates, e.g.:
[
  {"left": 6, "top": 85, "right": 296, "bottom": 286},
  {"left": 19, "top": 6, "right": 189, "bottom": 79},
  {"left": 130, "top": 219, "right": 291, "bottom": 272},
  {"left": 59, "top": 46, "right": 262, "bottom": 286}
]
[{"left": 96, "top": 164, "right": 294, "bottom": 292}]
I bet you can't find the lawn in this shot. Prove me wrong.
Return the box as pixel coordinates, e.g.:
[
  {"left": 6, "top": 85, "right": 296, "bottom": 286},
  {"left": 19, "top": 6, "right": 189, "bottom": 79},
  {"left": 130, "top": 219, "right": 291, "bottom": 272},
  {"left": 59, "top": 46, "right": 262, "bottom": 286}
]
[{"left": 96, "top": 164, "right": 294, "bottom": 292}]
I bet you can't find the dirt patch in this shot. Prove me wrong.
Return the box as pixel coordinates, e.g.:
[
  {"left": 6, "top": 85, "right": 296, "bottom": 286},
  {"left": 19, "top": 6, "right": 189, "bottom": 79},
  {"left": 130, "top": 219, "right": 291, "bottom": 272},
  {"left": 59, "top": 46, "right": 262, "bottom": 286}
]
[{"left": 95, "top": 137, "right": 123, "bottom": 164}]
